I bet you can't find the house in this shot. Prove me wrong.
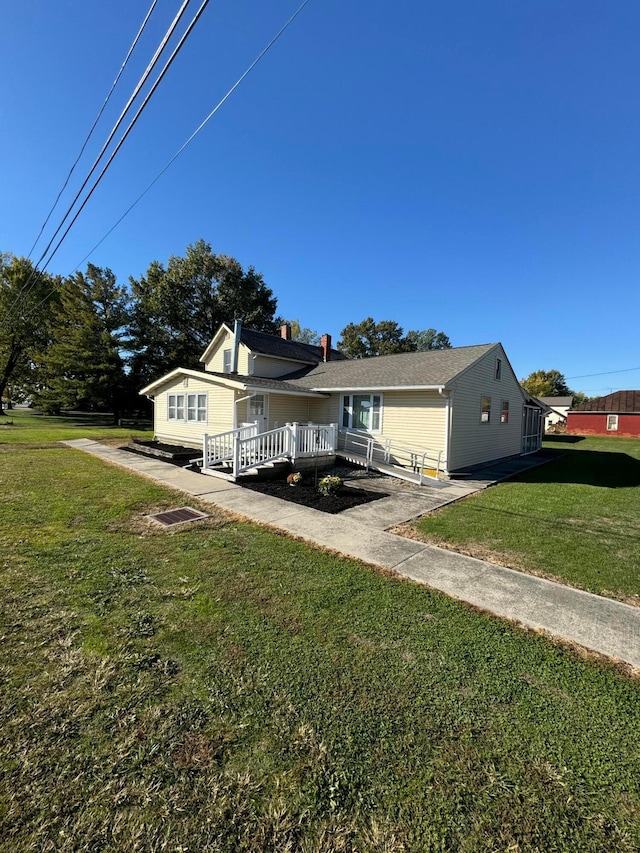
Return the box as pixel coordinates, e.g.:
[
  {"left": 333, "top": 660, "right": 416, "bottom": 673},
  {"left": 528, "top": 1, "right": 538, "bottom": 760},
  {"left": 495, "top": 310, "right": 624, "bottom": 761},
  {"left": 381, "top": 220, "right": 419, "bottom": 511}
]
[
  {"left": 140, "top": 321, "right": 545, "bottom": 480},
  {"left": 566, "top": 391, "right": 640, "bottom": 437},
  {"left": 538, "top": 396, "right": 573, "bottom": 431}
]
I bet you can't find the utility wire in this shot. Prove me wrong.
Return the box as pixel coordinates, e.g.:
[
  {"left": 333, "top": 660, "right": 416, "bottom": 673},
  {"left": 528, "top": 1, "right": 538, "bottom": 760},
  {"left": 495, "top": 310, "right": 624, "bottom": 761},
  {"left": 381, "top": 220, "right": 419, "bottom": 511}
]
[
  {"left": 72, "top": 0, "right": 313, "bottom": 271},
  {"left": 38, "top": 0, "right": 212, "bottom": 277},
  {"left": 566, "top": 366, "right": 640, "bottom": 380},
  {"left": 14, "top": 0, "right": 312, "bottom": 325},
  {"left": 26, "top": 0, "right": 159, "bottom": 261},
  {"left": 30, "top": 0, "right": 194, "bottom": 276},
  {"left": 5, "top": 0, "right": 195, "bottom": 322}
]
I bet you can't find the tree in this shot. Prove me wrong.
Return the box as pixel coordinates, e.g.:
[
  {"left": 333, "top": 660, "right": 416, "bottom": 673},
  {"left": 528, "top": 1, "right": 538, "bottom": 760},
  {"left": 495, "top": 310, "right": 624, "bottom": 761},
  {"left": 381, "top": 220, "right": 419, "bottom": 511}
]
[
  {"left": 338, "top": 317, "right": 451, "bottom": 359},
  {"left": 34, "top": 264, "right": 129, "bottom": 422},
  {"left": 0, "top": 253, "right": 59, "bottom": 415},
  {"left": 128, "top": 240, "right": 278, "bottom": 386},
  {"left": 284, "top": 319, "right": 320, "bottom": 345},
  {"left": 405, "top": 328, "right": 452, "bottom": 351},
  {"left": 520, "top": 369, "right": 572, "bottom": 398}
]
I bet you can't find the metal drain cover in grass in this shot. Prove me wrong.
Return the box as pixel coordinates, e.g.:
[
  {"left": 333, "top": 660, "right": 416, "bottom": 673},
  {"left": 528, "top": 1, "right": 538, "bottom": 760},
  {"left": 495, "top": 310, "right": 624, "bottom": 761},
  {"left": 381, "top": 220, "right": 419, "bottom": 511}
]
[{"left": 147, "top": 507, "right": 208, "bottom": 527}]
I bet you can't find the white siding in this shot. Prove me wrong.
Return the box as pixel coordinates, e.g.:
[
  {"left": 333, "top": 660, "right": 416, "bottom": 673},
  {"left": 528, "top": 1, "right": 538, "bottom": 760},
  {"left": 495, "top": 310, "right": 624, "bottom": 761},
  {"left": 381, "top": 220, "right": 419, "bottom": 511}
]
[
  {"left": 447, "top": 345, "right": 524, "bottom": 470},
  {"left": 202, "top": 330, "right": 251, "bottom": 374},
  {"left": 252, "top": 355, "right": 311, "bottom": 378},
  {"left": 319, "top": 391, "right": 447, "bottom": 465},
  {"left": 153, "top": 377, "right": 234, "bottom": 447}
]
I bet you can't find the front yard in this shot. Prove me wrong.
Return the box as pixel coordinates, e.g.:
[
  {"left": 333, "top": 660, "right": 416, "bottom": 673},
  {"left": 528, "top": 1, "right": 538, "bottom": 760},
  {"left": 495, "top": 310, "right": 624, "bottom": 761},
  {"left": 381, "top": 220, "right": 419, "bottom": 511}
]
[
  {"left": 1, "top": 431, "right": 639, "bottom": 851},
  {"left": 408, "top": 435, "right": 640, "bottom": 603}
]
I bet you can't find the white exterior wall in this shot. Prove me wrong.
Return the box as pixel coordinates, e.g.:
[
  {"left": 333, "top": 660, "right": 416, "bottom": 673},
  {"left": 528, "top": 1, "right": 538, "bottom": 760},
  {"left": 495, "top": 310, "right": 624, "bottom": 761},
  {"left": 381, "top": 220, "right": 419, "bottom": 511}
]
[
  {"left": 312, "top": 390, "right": 447, "bottom": 465},
  {"left": 447, "top": 346, "right": 524, "bottom": 471},
  {"left": 202, "top": 330, "right": 251, "bottom": 374},
  {"left": 153, "top": 377, "right": 234, "bottom": 447},
  {"left": 252, "top": 355, "right": 310, "bottom": 379}
]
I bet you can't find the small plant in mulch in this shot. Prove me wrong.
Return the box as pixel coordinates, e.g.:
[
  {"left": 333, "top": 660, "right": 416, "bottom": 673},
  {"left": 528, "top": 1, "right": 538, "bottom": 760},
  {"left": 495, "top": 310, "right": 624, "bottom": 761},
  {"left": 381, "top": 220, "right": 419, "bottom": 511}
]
[
  {"left": 287, "top": 472, "right": 303, "bottom": 486},
  {"left": 317, "top": 475, "right": 343, "bottom": 496}
]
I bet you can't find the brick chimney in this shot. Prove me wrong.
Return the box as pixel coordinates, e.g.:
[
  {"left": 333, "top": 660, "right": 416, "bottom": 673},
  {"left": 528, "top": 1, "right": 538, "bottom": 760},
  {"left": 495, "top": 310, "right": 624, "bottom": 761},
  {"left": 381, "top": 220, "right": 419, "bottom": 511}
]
[
  {"left": 280, "top": 323, "right": 291, "bottom": 340},
  {"left": 321, "top": 333, "right": 331, "bottom": 362}
]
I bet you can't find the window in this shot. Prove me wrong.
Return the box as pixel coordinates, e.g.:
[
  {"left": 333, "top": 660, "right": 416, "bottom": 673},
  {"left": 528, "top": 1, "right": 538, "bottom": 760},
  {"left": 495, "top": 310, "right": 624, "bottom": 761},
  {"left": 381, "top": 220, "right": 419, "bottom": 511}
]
[
  {"left": 187, "top": 393, "right": 207, "bottom": 422},
  {"left": 223, "top": 349, "right": 232, "bottom": 373},
  {"left": 168, "top": 393, "right": 207, "bottom": 423},
  {"left": 481, "top": 396, "right": 491, "bottom": 423},
  {"left": 249, "top": 394, "right": 265, "bottom": 417},
  {"left": 341, "top": 394, "right": 382, "bottom": 432},
  {"left": 495, "top": 358, "right": 502, "bottom": 380},
  {"left": 607, "top": 414, "right": 618, "bottom": 431},
  {"left": 501, "top": 400, "right": 509, "bottom": 423}
]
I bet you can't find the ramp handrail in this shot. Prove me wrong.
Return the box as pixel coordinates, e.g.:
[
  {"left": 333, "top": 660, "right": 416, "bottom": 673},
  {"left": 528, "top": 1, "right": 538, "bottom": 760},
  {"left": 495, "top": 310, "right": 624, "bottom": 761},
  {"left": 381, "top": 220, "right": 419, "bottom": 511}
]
[{"left": 339, "top": 429, "right": 442, "bottom": 483}]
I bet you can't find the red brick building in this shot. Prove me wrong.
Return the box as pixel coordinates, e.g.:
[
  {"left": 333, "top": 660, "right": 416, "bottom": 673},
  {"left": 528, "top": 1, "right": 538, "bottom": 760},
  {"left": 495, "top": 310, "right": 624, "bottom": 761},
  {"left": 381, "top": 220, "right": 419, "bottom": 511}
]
[{"left": 566, "top": 390, "right": 640, "bottom": 437}]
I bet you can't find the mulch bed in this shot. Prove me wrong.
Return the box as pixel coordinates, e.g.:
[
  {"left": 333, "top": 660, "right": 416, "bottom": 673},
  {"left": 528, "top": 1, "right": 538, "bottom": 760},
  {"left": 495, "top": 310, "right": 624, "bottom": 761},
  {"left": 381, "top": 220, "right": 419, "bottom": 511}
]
[{"left": 240, "top": 478, "right": 388, "bottom": 514}]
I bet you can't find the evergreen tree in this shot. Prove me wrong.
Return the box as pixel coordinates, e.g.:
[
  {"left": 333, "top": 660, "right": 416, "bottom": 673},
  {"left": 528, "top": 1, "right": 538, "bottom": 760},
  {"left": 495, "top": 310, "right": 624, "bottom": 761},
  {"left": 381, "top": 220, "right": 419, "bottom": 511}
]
[{"left": 35, "top": 264, "right": 129, "bottom": 422}]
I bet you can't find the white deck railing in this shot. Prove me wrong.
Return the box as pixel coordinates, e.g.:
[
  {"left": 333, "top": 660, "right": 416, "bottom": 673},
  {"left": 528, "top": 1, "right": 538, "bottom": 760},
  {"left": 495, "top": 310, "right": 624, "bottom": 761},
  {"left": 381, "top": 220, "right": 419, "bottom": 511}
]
[
  {"left": 202, "top": 422, "right": 338, "bottom": 478},
  {"left": 338, "top": 429, "right": 442, "bottom": 483}
]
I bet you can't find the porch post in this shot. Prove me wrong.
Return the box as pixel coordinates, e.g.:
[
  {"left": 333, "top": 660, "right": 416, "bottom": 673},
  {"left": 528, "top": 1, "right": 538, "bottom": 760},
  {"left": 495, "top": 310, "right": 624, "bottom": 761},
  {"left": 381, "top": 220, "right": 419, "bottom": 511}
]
[
  {"left": 289, "top": 422, "right": 298, "bottom": 462},
  {"left": 330, "top": 423, "right": 338, "bottom": 452},
  {"left": 233, "top": 432, "right": 241, "bottom": 479},
  {"left": 202, "top": 434, "right": 209, "bottom": 471}
]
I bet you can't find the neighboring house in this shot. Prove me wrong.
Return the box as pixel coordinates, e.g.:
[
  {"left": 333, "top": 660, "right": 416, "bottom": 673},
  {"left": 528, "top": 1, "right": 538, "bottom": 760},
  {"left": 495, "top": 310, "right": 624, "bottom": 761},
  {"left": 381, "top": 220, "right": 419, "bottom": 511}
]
[
  {"left": 538, "top": 396, "right": 573, "bottom": 431},
  {"left": 140, "top": 321, "right": 545, "bottom": 478},
  {"left": 566, "top": 391, "right": 640, "bottom": 437}
]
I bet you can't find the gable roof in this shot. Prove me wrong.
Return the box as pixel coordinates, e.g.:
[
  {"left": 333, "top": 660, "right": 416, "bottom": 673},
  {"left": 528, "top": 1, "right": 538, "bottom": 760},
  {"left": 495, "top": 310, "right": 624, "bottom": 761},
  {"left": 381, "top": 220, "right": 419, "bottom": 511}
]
[
  {"left": 282, "top": 343, "right": 499, "bottom": 390},
  {"left": 538, "top": 396, "right": 573, "bottom": 408},
  {"left": 139, "top": 367, "right": 327, "bottom": 398},
  {"left": 572, "top": 390, "right": 640, "bottom": 413},
  {"left": 239, "top": 327, "right": 347, "bottom": 364},
  {"left": 199, "top": 323, "right": 347, "bottom": 366}
]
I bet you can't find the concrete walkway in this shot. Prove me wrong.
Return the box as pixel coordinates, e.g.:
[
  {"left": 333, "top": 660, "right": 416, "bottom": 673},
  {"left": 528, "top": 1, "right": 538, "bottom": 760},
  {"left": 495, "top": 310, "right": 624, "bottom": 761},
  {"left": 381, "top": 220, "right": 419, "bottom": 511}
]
[{"left": 63, "top": 439, "right": 640, "bottom": 670}]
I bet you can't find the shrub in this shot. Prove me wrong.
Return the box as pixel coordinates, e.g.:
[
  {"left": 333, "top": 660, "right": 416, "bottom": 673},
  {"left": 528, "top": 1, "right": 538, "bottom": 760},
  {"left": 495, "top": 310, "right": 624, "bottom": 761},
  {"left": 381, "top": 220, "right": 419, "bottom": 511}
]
[{"left": 317, "top": 475, "right": 343, "bottom": 496}]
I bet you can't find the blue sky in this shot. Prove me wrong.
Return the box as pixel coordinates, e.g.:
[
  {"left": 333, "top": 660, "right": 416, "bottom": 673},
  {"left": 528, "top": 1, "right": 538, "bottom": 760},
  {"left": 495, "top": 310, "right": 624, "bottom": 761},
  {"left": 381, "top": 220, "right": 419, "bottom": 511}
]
[{"left": 2, "top": 0, "right": 639, "bottom": 395}]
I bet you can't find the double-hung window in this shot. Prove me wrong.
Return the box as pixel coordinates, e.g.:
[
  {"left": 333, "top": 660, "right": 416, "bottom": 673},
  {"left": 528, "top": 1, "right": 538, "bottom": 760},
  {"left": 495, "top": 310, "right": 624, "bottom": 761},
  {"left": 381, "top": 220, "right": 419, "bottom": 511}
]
[
  {"left": 341, "top": 394, "right": 382, "bottom": 432},
  {"left": 501, "top": 400, "right": 509, "bottom": 423},
  {"left": 607, "top": 414, "right": 618, "bottom": 431},
  {"left": 481, "top": 396, "right": 491, "bottom": 423},
  {"left": 223, "top": 349, "right": 232, "bottom": 373},
  {"left": 168, "top": 393, "right": 207, "bottom": 423}
]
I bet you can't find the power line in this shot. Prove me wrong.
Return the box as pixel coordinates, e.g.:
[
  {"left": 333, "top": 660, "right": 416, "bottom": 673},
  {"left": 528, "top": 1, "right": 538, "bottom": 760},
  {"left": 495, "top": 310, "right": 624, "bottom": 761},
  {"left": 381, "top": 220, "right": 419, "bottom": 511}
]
[
  {"left": 3, "top": 0, "right": 200, "bottom": 324},
  {"left": 30, "top": 0, "right": 194, "bottom": 276},
  {"left": 566, "top": 366, "right": 640, "bottom": 380},
  {"left": 26, "top": 0, "right": 159, "bottom": 261},
  {"left": 11, "top": 0, "right": 313, "bottom": 326},
  {"left": 71, "top": 0, "right": 313, "bottom": 273},
  {"left": 38, "top": 0, "right": 212, "bottom": 277}
]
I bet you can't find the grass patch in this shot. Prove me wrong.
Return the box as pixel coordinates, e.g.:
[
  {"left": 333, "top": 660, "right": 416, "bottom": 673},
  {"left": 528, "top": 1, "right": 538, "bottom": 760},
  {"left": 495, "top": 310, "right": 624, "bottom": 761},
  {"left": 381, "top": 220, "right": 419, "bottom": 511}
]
[
  {"left": 409, "top": 436, "right": 640, "bottom": 602},
  {"left": 0, "top": 407, "right": 152, "bottom": 446},
  {"left": 1, "top": 447, "right": 639, "bottom": 851}
]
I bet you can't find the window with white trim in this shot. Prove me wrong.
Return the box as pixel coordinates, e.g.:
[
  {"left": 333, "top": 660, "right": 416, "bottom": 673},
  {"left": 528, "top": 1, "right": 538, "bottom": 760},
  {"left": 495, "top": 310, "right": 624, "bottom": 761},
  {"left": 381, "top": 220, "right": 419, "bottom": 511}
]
[
  {"left": 223, "top": 349, "right": 232, "bottom": 373},
  {"left": 341, "top": 394, "right": 382, "bottom": 432},
  {"left": 481, "top": 396, "right": 491, "bottom": 423},
  {"left": 168, "top": 393, "right": 207, "bottom": 423},
  {"left": 501, "top": 400, "right": 509, "bottom": 423},
  {"left": 607, "top": 414, "right": 618, "bottom": 431},
  {"left": 249, "top": 394, "right": 265, "bottom": 417}
]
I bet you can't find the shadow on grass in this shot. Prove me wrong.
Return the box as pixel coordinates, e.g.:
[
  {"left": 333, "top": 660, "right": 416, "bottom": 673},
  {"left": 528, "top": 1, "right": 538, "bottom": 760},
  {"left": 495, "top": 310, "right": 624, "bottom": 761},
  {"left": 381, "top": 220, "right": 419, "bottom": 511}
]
[
  {"left": 543, "top": 434, "right": 585, "bottom": 445},
  {"left": 520, "top": 449, "right": 640, "bottom": 488}
]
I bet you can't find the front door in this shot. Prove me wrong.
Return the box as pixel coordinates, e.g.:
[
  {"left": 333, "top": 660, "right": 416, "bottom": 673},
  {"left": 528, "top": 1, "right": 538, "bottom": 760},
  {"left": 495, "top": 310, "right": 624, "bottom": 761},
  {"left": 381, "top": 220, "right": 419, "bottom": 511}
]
[{"left": 248, "top": 393, "right": 268, "bottom": 433}]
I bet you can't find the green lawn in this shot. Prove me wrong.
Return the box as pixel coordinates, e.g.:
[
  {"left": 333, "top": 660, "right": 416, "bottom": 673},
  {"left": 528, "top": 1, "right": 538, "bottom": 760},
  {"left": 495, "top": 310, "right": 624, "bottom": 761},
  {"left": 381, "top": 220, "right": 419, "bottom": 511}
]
[
  {"left": 0, "top": 406, "right": 153, "bottom": 445},
  {"left": 1, "top": 443, "right": 639, "bottom": 851},
  {"left": 409, "top": 435, "right": 640, "bottom": 603}
]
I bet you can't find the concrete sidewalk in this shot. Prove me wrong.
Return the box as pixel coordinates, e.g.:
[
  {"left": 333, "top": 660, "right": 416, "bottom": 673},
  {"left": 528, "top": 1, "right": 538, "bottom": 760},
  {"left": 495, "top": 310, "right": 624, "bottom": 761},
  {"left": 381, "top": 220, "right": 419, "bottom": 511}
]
[{"left": 63, "top": 439, "right": 640, "bottom": 670}]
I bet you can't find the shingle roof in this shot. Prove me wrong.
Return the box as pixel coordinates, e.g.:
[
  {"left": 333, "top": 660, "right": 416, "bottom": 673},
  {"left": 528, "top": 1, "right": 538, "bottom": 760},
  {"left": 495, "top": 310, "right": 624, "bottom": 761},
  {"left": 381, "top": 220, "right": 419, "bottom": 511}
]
[
  {"left": 240, "top": 328, "right": 347, "bottom": 364},
  {"left": 572, "top": 390, "right": 640, "bottom": 413},
  {"left": 281, "top": 343, "right": 498, "bottom": 389},
  {"left": 538, "top": 396, "right": 573, "bottom": 407},
  {"left": 204, "top": 371, "right": 327, "bottom": 396}
]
